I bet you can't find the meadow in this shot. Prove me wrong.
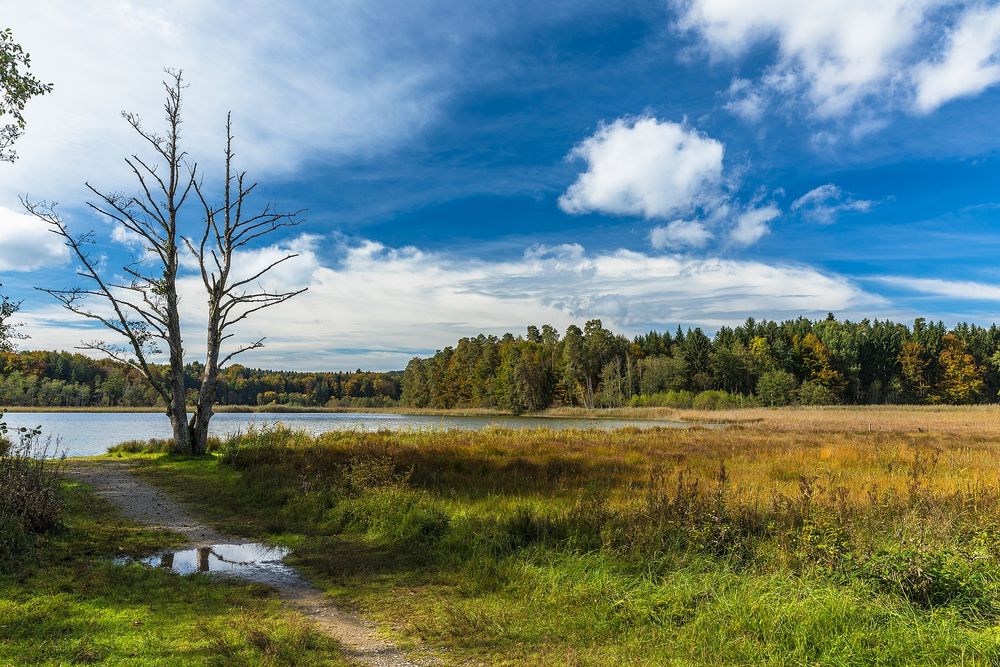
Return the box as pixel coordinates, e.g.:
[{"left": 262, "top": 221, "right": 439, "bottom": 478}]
[
  {"left": 111, "top": 407, "right": 1000, "bottom": 665},
  {"left": 0, "top": 479, "right": 345, "bottom": 666}
]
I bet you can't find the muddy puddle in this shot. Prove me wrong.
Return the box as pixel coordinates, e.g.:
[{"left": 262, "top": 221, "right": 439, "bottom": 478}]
[{"left": 116, "top": 543, "right": 309, "bottom": 587}]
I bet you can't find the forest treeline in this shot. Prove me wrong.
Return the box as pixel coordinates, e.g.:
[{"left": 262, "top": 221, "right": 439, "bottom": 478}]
[
  {"left": 5, "top": 314, "right": 999, "bottom": 412},
  {"left": 401, "top": 315, "right": 1000, "bottom": 412},
  {"left": 0, "top": 351, "right": 401, "bottom": 408}
]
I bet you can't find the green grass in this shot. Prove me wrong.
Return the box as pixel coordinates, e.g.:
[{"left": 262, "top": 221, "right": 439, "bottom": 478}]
[
  {"left": 0, "top": 479, "right": 346, "bottom": 666},
  {"left": 111, "top": 424, "right": 1000, "bottom": 666}
]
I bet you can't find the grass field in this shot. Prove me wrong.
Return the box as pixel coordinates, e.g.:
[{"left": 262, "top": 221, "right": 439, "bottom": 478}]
[
  {"left": 113, "top": 408, "right": 1000, "bottom": 665},
  {"left": 0, "top": 480, "right": 345, "bottom": 666}
]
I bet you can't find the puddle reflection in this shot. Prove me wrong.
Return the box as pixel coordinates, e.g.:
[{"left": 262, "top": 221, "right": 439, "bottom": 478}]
[{"left": 117, "top": 543, "right": 300, "bottom": 585}]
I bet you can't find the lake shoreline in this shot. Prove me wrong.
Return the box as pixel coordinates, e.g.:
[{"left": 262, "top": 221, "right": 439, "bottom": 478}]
[{"left": 1, "top": 404, "right": 687, "bottom": 420}]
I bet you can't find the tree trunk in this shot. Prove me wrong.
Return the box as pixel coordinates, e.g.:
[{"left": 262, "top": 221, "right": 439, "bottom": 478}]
[
  {"left": 190, "top": 308, "right": 223, "bottom": 456},
  {"left": 167, "top": 404, "right": 190, "bottom": 454},
  {"left": 165, "top": 259, "right": 190, "bottom": 453}
]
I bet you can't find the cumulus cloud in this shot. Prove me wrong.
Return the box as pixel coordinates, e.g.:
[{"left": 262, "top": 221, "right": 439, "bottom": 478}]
[
  {"left": 20, "top": 235, "right": 874, "bottom": 370},
  {"left": 791, "top": 184, "right": 874, "bottom": 224},
  {"left": 729, "top": 205, "right": 780, "bottom": 246},
  {"left": 559, "top": 116, "right": 724, "bottom": 219},
  {"left": 913, "top": 4, "right": 1000, "bottom": 113},
  {"left": 676, "top": 0, "right": 1000, "bottom": 119},
  {"left": 650, "top": 219, "right": 713, "bottom": 249},
  {"left": 0, "top": 206, "right": 69, "bottom": 271}
]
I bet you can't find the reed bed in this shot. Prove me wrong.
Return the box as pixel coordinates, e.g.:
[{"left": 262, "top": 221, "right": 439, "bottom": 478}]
[{"left": 132, "top": 419, "right": 1000, "bottom": 664}]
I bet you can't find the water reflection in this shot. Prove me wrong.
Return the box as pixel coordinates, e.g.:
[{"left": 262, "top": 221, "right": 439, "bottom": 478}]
[{"left": 117, "top": 542, "right": 302, "bottom": 586}]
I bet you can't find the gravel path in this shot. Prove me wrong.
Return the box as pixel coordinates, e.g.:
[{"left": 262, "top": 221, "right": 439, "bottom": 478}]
[{"left": 65, "top": 461, "right": 427, "bottom": 667}]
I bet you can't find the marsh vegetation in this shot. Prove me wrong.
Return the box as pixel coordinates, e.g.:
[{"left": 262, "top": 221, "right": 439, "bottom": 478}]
[{"left": 122, "top": 410, "right": 1000, "bottom": 665}]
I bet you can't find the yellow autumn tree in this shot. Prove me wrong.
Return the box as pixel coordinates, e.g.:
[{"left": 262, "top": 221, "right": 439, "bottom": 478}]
[
  {"left": 898, "top": 341, "right": 930, "bottom": 401},
  {"left": 936, "top": 334, "right": 984, "bottom": 404},
  {"left": 796, "top": 333, "right": 845, "bottom": 394}
]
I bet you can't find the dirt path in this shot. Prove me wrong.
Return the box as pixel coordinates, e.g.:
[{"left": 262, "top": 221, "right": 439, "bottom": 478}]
[{"left": 65, "top": 461, "right": 428, "bottom": 667}]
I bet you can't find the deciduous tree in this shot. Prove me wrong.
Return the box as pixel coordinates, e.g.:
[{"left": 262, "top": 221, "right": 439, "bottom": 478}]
[{"left": 0, "top": 28, "right": 51, "bottom": 162}]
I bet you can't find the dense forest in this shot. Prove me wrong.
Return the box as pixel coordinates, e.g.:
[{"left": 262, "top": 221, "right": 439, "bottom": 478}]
[
  {"left": 0, "top": 351, "right": 401, "bottom": 408},
  {"left": 401, "top": 315, "right": 1000, "bottom": 411},
  {"left": 5, "top": 314, "right": 999, "bottom": 412}
]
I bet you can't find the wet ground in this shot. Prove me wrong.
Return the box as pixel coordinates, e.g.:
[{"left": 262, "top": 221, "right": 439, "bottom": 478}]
[
  {"left": 116, "top": 542, "right": 304, "bottom": 587},
  {"left": 69, "top": 461, "right": 426, "bottom": 667}
]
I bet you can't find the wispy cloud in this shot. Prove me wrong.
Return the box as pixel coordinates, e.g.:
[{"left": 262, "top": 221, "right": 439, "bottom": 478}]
[
  {"left": 729, "top": 205, "right": 780, "bottom": 246},
  {"left": 20, "top": 235, "right": 876, "bottom": 370},
  {"left": 870, "top": 275, "right": 1000, "bottom": 301},
  {"left": 0, "top": 1, "right": 468, "bottom": 206},
  {"left": 650, "top": 219, "right": 713, "bottom": 249},
  {"left": 791, "top": 184, "right": 874, "bottom": 224},
  {"left": 913, "top": 4, "right": 1000, "bottom": 113}
]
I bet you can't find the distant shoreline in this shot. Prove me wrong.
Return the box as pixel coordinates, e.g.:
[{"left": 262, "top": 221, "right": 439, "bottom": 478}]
[
  {"left": 0, "top": 405, "right": 657, "bottom": 419},
  {"left": 5, "top": 404, "right": 1000, "bottom": 426}
]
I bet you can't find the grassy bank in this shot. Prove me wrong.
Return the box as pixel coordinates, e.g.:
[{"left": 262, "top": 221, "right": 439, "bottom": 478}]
[
  {"left": 120, "top": 421, "right": 1000, "bottom": 665},
  {"left": 0, "top": 478, "right": 345, "bottom": 666},
  {"left": 12, "top": 402, "right": 1000, "bottom": 431},
  {"left": 0, "top": 405, "right": 511, "bottom": 416}
]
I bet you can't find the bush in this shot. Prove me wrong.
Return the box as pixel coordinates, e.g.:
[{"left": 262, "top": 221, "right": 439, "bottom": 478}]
[
  {"left": 797, "top": 380, "right": 838, "bottom": 406},
  {"left": 756, "top": 370, "right": 798, "bottom": 407},
  {"left": 324, "top": 488, "right": 450, "bottom": 548},
  {"left": 0, "top": 423, "right": 63, "bottom": 569},
  {"left": 217, "top": 423, "right": 311, "bottom": 466},
  {"left": 108, "top": 436, "right": 222, "bottom": 454},
  {"left": 629, "top": 390, "right": 694, "bottom": 408},
  {"left": 864, "top": 546, "right": 997, "bottom": 615},
  {"left": 691, "top": 390, "right": 752, "bottom": 410}
]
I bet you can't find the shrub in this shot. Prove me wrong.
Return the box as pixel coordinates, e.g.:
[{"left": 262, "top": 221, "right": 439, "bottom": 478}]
[
  {"left": 797, "top": 380, "right": 838, "bottom": 406},
  {"left": 629, "top": 390, "right": 694, "bottom": 408},
  {"left": 108, "top": 436, "right": 222, "bottom": 454},
  {"left": 691, "top": 390, "right": 751, "bottom": 410},
  {"left": 0, "top": 423, "right": 63, "bottom": 568},
  {"left": 864, "top": 546, "right": 997, "bottom": 615},
  {"left": 756, "top": 370, "right": 798, "bottom": 407},
  {"left": 217, "top": 423, "right": 310, "bottom": 466},
  {"left": 324, "top": 488, "right": 449, "bottom": 548}
]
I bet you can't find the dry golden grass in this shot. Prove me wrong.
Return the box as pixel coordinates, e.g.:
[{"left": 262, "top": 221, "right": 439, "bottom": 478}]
[{"left": 545, "top": 404, "right": 1000, "bottom": 435}]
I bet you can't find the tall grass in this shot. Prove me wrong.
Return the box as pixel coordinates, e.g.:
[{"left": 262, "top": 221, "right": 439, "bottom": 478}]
[
  {"left": 212, "top": 425, "right": 1000, "bottom": 613},
  {"left": 0, "top": 422, "right": 63, "bottom": 568},
  {"left": 138, "top": 422, "right": 1000, "bottom": 662}
]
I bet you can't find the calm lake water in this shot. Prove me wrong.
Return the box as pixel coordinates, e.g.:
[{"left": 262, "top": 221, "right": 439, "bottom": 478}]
[{"left": 2, "top": 411, "right": 697, "bottom": 458}]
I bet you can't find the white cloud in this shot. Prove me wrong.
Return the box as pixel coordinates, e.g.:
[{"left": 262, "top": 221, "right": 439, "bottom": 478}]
[
  {"left": 871, "top": 276, "right": 1000, "bottom": 301},
  {"left": 791, "top": 184, "right": 874, "bottom": 224},
  {"left": 19, "top": 235, "right": 874, "bottom": 370},
  {"left": 0, "top": 206, "right": 69, "bottom": 271},
  {"left": 913, "top": 4, "right": 1000, "bottom": 113},
  {"left": 0, "top": 1, "right": 457, "bottom": 206},
  {"left": 677, "top": 0, "right": 935, "bottom": 117},
  {"left": 729, "top": 205, "right": 780, "bottom": 246},
  {"left": 723, "top": 78, "right": 767, "bottom": 122},
  {"left": 650, "top": 219, "right": 713, "bottom": 249},
  {"left": 677, "top": 1, "right": 1000, "bottom": 119},
  {"left": 559, "top": 116, "right": 724, "bottom": 219}
]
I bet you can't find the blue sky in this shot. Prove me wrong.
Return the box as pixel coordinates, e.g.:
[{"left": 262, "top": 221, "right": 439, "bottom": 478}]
[{"left": 2, "top": 0, "right": 1000, "bottom": 370}]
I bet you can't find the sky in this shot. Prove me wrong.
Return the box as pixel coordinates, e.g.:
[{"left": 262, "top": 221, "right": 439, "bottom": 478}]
[{"left": 2, "top": 0, "right": 1000, "bottom": 371}]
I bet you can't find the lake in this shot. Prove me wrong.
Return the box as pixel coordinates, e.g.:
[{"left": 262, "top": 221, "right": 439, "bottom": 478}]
[{"left": 1, "top": 411, "right": 698, "bottom": 457}]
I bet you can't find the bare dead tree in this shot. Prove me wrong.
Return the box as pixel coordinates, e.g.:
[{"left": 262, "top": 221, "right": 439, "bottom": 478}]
[
  {"left": 24, "top": 71, "right": 305, "bottom": 454},
  {"left": 185, "top": 113, "right": 305, "bottom": 455}
]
